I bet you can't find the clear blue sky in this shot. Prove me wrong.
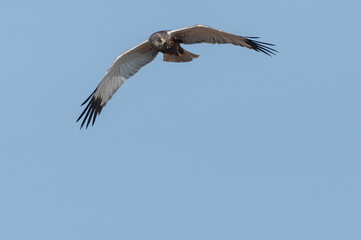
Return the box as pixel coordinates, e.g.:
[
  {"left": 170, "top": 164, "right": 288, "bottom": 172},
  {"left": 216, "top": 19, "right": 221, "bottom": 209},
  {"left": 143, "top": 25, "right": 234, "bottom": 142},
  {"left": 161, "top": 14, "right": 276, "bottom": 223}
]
[{"left": 1, "top": 0, "right": 360, "bottom": 239}]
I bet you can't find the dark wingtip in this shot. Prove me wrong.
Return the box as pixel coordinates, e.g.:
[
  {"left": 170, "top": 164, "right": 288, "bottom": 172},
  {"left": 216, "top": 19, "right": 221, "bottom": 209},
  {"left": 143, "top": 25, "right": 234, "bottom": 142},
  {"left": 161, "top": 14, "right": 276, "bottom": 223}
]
[
  {"left": 245, "top": 37, "right": 278, "bottom": 56},
  {"left": 77, "top": 88, "right": 103, "bottom": 129},
  {"left": 81, "top": 88, "right": 97, "bottom": 106}
]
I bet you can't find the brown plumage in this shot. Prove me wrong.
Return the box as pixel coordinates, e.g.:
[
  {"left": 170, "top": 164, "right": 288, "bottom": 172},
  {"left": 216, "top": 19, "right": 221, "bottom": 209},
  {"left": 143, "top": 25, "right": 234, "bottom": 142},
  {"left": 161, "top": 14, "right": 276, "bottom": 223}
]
[
  {"left": 148, "top": 30, "right": 200, "bottom": 63},
  {"left": 77, "top": 25, "right": 277, "bottom": 129}
]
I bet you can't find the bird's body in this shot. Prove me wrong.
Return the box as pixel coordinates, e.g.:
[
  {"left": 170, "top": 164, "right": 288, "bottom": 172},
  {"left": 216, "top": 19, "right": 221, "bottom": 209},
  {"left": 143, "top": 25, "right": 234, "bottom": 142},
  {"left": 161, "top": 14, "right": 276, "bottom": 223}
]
[
  {"left": 149, "top": 30, "right": 199, "bottom": 62},
  {"left": 77, "top": 25, "right": 277, "bottom": 129},
  {"left": 149, "top": 31, "right": 178, "bottom": 53}
]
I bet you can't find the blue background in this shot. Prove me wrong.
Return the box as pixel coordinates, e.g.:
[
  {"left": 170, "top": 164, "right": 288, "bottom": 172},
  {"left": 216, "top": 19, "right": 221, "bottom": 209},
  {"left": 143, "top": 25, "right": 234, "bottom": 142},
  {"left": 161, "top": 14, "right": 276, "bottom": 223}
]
[{"left": 1, "top": 0, "right": 360, "bottom": 239}]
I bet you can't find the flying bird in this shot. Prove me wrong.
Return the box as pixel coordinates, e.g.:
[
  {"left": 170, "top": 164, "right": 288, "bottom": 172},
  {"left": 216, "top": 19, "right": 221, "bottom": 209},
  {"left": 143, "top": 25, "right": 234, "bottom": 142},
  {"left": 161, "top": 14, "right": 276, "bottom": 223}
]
[{"left": 77, "top": 25, "right": 277, "bottom": 129}]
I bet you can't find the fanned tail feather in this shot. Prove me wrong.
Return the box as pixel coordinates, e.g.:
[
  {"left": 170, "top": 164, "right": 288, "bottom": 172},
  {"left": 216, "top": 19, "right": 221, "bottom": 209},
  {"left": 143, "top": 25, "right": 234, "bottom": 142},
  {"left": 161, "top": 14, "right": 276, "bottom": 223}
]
[{"left": 163, "top": 48, "right": 199, "bottom": 62}]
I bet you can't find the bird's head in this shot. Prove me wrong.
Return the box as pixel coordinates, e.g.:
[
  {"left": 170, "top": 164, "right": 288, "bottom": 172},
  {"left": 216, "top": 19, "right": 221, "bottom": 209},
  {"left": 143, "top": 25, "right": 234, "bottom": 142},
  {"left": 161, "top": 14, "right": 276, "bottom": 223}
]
[{"left": 149, "top": 31, "right": 168, "bottom": 50}]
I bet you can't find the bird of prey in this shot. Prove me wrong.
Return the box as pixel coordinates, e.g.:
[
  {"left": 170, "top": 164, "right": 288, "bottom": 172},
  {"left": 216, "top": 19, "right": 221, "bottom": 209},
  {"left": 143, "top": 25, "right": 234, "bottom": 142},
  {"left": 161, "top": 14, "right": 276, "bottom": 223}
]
[{"left": 77, "top": 25, "right": 277, "bottom": 129}]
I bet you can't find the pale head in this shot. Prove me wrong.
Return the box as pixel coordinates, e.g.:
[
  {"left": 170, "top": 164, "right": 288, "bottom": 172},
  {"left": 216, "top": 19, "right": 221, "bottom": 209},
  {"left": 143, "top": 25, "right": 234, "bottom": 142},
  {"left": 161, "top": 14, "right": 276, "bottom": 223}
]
[{"left": 149, "top": 31, "right": 169, "bottom": 50}]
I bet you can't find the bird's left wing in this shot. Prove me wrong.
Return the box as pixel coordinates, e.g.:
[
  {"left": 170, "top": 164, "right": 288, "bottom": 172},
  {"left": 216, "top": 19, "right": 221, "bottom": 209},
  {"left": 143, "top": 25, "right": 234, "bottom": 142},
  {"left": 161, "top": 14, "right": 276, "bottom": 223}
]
[
  {"left": 77, "top": 40, "right": 158, "bottom": 129},
  {"left": 169, "top": 25, "right": 277, "bottom": 56}
]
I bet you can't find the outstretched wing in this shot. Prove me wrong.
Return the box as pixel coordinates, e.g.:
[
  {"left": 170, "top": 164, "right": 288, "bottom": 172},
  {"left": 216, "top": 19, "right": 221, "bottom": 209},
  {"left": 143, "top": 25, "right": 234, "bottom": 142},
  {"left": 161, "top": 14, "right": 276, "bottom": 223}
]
[
  {"left": 169, "top": 25, "right": 277, "bottom": 56},
  {"left": 77, "top": 40, "right": 158, "bottom": 129}
]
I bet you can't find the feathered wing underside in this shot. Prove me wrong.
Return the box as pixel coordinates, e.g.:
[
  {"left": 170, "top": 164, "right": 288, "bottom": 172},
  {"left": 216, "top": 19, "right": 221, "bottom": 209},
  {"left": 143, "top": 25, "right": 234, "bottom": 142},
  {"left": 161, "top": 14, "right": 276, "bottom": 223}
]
[
  {"left": 77, "top": 40, "right": 158, "bottom": 129},
  {"left": 169, "top": 25, "right": 277, "bottom": 56}
]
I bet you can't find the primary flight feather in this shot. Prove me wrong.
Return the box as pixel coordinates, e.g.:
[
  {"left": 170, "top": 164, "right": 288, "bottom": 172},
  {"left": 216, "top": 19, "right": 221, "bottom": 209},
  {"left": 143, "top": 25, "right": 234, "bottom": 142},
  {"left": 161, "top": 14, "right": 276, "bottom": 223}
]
[{"left": 77, "top": 25, "right": 277, "bottom": 129}]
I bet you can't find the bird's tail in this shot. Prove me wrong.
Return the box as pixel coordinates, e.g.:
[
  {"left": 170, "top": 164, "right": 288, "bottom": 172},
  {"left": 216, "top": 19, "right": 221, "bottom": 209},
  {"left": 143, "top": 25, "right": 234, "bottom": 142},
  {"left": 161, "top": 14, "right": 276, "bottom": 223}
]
[{"left": 163, "top": 48, "right": 199, "bottom": 63}]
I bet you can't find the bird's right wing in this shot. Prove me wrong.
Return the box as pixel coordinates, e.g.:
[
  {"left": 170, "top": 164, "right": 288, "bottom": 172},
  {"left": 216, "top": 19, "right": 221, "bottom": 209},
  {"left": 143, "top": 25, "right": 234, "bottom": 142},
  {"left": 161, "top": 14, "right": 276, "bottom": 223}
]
[{"left": 77, "top": 40, "right": 158, "bottom": 129}]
